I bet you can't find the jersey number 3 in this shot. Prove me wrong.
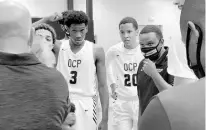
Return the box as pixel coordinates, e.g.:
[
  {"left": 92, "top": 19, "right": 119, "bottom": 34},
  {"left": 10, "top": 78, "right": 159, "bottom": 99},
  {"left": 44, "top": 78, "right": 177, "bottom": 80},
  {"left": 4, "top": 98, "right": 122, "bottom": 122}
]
[
  {"left": 70, "top": 71, "right": 78, "bottom": 84},
  {"left": 124, "top": 74, "right": 137, "bottom": 87}
]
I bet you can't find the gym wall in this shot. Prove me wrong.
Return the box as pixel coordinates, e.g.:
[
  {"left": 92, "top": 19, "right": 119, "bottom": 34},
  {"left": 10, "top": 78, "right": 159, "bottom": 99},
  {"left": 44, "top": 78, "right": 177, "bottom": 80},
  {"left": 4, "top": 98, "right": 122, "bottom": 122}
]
[
  {"left": 15, "top": 0, "right": 182, "bottom": 52},
  {"left": 74, "top": 0, "right": 182, "bottom": 52}
]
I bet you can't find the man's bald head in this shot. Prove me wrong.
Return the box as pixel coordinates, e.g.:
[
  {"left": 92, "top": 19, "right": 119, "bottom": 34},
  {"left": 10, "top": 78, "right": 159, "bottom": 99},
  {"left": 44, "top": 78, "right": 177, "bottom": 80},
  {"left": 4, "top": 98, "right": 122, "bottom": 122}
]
[
  {"left": 0, "top": 0, "right": 32, "bottom": 40},
  {"left": 180, "top": 0, "right": 205, "bottom": 78}
]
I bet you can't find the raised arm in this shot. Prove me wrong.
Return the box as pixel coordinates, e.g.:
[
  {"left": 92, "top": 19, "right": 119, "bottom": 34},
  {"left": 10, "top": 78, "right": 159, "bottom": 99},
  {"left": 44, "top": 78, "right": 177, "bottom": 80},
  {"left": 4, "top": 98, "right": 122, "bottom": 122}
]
[
  {"left": 142, "top": 59, "right": 173, "bottom": 92},
  {"left": 32, "top": 12, "right": 63, "bottom": 27}
]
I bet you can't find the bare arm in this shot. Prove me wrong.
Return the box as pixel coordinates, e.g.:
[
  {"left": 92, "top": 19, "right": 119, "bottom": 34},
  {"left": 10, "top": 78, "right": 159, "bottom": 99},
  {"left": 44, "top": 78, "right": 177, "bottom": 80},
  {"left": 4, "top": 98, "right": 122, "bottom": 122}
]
[
  {"left": 173, "top": 76, "right": 197, "bottom": 86},
  {"left": 105, "top": 48, "right": 117, "bottom": 93},
  {"left": 32, "top": 17, "right": 50, "bottom": 27},
  {"left": 149, "top": 68, "right": 197, "bottom": 91},
  {"left": 32, "top": 12, "right": 63, "bottom": 27},
  {"left": 143, "top": 59, "right": 173, "bottom": 92},
  {"left": 150, "top": 71, "right": 173, "bottom": 92},
  {"left": 95, "top": 45, "right": 109, "bottom": 121}
]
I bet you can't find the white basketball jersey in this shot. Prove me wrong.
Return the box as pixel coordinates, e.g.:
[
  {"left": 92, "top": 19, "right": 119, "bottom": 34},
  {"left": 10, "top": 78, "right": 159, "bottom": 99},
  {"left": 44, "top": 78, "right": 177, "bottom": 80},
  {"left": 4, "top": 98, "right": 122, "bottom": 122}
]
[
  {"left": 56, "top": 40, "right": 97, "bottom": 97},
  {"left": 107, "top": 42, "right": 143, "bottom": 100}
]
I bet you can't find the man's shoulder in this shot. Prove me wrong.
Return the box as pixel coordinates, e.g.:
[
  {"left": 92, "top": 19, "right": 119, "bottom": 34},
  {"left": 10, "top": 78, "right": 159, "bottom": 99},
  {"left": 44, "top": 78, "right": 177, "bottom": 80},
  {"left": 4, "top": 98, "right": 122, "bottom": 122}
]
[
  {"left": 37, "top": 66, "right": 67, "bottom": 87},
  {"left": 93, "top": 43, "right": 103, "bottom": 50},
  {"left": 156, "top": 78, "right": 205, "bottom": 129},
  {"left": 158, "top": 78, "right": 205, "bottom": 99},
  {"left": 137, "top": 59, "right": 145, "bottom": 70},
  {"left": 47, "top": 68, "right": 67, "bottom": 82},
  {"left": 157, "top": 78, "right": 205, "bottom": 111},
  {"left": 55, "top": 40, "right": 63, "bottom": 48},
  {"left": 41, "top": 68, "right": 69, "bottom": 96},
  {"left": 93, "top": 44, "right": 105, "bottom": 57},
  {"left": 107, "top": 42, "right": 123, "bottom": 52}
]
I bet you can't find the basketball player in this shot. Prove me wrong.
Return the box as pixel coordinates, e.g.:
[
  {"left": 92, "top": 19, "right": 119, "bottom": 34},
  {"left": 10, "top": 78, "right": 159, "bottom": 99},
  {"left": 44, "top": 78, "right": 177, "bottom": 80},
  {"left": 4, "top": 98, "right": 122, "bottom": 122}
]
[
  {"left": 138, "top": 0, "right": 205, "bottom": 129},
  {"left": 0, "top": 0, "right": 69, "bottom": 129},
  {"left": 137, "top": 25, "right": 174, "bottom": 116},
  {"left": 56, "top": 10, "right": 109, "bottom": 130},
  {"left": 32, "top": 12, "right": 79, "bottom": 129},
  {"left": 32, "top": 23, "right": 76, "bottom": 129},
  {"left": 32, "top": 11, "right": 71, "bottom": 63},
  {"left": 106, "top": 17, "right": 143, "bottom": 130},
  {"left": 32, "top": 23, "right": 57, "bottom": 67}
]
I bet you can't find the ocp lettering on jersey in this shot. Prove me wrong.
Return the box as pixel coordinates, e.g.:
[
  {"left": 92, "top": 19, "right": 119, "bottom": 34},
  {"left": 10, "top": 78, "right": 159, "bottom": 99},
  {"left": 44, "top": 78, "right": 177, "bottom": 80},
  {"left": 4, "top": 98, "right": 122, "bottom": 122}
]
[
  {"left": 68, "top": 59, "right": 81, "bottom": 68},
  {"left": 124, "top": 63, "right": 137, "bottom": 71}
]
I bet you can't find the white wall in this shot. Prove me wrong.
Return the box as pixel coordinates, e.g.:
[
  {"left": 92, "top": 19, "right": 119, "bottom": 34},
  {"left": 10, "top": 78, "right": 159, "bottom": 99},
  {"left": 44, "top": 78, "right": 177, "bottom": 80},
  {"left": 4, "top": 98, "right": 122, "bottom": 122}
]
[
  {"left": 73, "top": 0, "right": 86, "bottom": 12},
  {"left": 13, "top": 0, "right": 67, "bottom": 17},
  {"left": 15, "top": 0, "right": 182, "bottom": 52},
  {"left": 74, "top": 0, "right": 182, "bottom": 52}
]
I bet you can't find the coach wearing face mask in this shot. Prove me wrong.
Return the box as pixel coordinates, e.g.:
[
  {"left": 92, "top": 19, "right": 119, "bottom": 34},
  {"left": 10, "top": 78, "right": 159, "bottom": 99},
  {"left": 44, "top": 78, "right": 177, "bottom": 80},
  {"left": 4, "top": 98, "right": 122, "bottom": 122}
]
[{"left": 136, "top": 25, "right": 174, "bottom": 116}]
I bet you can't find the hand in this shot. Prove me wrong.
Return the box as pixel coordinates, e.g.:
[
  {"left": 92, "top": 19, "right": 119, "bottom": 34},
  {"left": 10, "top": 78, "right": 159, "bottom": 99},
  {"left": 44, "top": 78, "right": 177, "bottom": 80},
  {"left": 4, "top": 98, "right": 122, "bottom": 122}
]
[
  {"left": 31, "top": 35, "right": 55, "bottom": 66},
  {"left": 110, "top": 83, "right": 118, "bottom": 100},
  {"left": 142, "top": 59, "right": 158, "bottom": 77},
  {"left": 31, "top": 35, "right": 44, "bottom": 54},
  {"left": 68, "top": 102, "right": 76, "bottom": 113},
  {"left": 63, "top": 112, "right": 76, "bottom": 127},
  {"left": 62, "top": 125, "right": 75, "bottom": 130},
  {"left": 45, "top": 12, "right": 63, "bottom": 22},
  {"left": 32, "top": 35, "right": 51, "bottom": 53},
  {"left": 98, "top": 119, "right": 108, "bottom": 130}
]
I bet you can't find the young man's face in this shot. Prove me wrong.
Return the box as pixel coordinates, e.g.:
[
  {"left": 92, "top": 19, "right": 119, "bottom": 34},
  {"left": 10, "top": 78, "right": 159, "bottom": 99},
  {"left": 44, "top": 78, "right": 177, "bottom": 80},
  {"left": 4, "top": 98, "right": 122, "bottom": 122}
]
[
  {"left": 119, "top": 23, "right": 138, "bottom": 47},
  {"left": 66, "top": 23, "right": 88, "bottom": 45},
  {"left": 139, "top": 32, "right": 163, "bottom": 61},
  {"left": 31, "top": 29, "right": 54, "bottom": 55},
  {"left": 139, "top": 32, "right": 162, "bottom": 48},
  {"left": 35, "top": 29, "right": 54, "bottom": 51}
]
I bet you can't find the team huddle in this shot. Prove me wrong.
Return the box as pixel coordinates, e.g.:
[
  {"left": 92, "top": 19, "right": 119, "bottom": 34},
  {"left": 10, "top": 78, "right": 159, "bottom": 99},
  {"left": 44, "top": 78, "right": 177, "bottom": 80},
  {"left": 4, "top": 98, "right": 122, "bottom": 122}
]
[{"left": 0, "top": 0, "right": 204, "bottom": 130}]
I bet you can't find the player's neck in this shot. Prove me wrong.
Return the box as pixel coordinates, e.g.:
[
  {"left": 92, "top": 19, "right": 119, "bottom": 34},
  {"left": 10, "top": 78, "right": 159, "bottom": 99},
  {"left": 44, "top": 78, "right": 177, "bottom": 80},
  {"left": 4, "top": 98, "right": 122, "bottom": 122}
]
[
  {"left": 69, "top": 40, "right": 85, "bottom": 47},
  {"left": 124, "top": 41, "right": 138, "bottom": 50},
  {"left": 69, "top": 40, "right": 85, "bottom": 53}
]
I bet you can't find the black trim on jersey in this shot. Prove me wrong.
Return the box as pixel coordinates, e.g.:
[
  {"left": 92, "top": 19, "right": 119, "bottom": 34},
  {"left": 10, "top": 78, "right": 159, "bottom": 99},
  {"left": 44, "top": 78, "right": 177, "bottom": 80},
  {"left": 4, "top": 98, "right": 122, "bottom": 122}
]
[{"left": 92, "top": 96, "right": 97, "bottom": 124}]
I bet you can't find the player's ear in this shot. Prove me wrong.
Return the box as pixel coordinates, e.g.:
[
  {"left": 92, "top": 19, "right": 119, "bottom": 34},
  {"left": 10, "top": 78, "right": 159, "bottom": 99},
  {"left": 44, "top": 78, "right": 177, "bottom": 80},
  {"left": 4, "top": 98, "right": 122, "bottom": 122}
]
[
  {"left": 160, "top": 38, "right": 164, "bottom": 44},
  {"left": 135, "top": 29, "right": 139, "bottom": 36},
  {"left": 187, "top": 21, "right": 199, "bottom": 43},
  {"left": 85, "top": 25, "right": 88, "bottom": 33}
]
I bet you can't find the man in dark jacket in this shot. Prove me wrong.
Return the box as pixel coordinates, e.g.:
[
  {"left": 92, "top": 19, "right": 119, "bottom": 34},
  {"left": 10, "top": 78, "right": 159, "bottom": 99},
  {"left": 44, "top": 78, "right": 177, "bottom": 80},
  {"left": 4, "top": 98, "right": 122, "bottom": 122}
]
[
  {"left": 138, "top": 0, "right": 205, "bottom": 129},
  {"left": 136, "top": 25, "right": 174, "bottom": 116}
]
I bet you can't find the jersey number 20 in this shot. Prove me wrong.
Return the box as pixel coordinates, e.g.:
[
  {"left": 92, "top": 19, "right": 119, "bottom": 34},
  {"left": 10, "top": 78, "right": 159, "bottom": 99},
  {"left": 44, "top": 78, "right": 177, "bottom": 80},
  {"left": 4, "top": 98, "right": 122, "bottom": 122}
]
[
  {"left": 70, "top": 71, "right": 77, "bottom": 84},
  {"left": 124, "top": 74, "right": 137, "bottom": 87}
]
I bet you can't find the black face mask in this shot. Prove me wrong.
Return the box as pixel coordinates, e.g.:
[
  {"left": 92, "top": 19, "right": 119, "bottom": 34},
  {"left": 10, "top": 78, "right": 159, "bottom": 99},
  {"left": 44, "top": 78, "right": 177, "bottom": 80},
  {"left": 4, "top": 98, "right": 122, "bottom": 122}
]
[
  {"left": 141, "top": 40, "right": 162, "bottom": 61},
  {"left": 186, "top": 24, "right": 205, "bottom": 79}
]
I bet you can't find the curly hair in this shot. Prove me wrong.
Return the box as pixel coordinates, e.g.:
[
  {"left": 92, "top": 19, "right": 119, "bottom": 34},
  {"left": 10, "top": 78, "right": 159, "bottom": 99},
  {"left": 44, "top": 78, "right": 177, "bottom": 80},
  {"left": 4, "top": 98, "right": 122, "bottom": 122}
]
[
  {"left": 63, "top": 10, "right": 89, "bottom": 28},
  {"left": 58, "top": 10, "right": 73, "bottom": 25},
  {"left": 34, "top": 23, "right": 57, "bottom": 44}
]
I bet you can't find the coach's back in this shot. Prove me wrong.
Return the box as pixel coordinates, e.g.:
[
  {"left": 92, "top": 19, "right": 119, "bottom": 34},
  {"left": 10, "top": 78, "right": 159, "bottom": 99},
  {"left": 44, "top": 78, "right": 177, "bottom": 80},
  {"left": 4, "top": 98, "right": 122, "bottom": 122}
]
[
  {"left": 0, "top": 52, "right": 69, "bottom": 130},
  {"left": 0, "top": 0, "right": 69, "bottom": 129}
]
